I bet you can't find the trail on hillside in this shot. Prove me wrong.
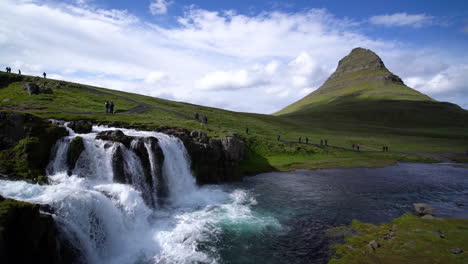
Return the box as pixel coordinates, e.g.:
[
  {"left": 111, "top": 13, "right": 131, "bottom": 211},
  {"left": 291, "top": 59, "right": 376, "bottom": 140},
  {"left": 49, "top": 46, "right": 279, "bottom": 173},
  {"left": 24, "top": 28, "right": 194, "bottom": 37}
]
[{"left": 63, "top": 85, "right": 196, "bottom": 120}]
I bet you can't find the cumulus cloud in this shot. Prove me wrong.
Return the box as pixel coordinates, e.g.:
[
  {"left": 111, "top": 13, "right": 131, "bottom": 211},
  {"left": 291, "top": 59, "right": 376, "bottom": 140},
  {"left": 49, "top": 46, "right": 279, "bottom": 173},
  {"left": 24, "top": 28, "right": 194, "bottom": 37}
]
[
  {"left": 149, "top": 0, "right": 172, "bottom": 15},
  {"left": 0, "top": 0, "right": 466, "bottom": 113},
  {"left": 369, "top": 13, "right": 434, "bottom": 28},
  {"left": 288, "top": 52, "right": 326, "bottom": 88}
]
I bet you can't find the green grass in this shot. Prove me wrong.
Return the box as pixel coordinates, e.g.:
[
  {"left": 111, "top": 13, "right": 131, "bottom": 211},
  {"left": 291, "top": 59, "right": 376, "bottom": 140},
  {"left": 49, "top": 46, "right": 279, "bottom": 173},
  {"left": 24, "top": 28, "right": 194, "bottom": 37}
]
[
  {"left": 1, "top": 72, "right": 468, "bottom": 175},
  {"left": 328, "top": 214, "right": 468, "bottom": 264}
]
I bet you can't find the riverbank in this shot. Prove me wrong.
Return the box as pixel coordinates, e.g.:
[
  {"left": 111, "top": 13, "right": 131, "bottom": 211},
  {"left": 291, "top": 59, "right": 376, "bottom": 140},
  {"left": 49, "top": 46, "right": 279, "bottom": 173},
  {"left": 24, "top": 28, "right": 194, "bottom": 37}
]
[{"left": 327, "top": 213, "right": 468, "bottom": 264}]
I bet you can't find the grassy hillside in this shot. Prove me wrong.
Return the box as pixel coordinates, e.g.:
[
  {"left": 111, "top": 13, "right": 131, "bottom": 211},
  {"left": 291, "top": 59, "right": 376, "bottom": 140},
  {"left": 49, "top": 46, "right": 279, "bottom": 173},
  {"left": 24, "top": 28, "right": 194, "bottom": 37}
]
[{"left": 1, "top": 71, "right": 467, "bottom": 175}]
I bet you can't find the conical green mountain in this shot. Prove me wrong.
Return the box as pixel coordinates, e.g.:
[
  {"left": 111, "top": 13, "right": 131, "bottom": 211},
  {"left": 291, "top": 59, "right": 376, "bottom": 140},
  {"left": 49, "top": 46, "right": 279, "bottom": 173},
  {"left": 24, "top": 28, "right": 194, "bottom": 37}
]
[{"left": 275, "top": 48, "right": 468, "bottom": 128}]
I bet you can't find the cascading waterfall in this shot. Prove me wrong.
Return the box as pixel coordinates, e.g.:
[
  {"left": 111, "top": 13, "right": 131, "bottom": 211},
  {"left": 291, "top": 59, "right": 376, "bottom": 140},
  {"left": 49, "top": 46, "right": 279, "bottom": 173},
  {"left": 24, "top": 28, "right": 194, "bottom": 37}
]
[{"left": 0, "top": 125, "right": 280, "bottom": 264}]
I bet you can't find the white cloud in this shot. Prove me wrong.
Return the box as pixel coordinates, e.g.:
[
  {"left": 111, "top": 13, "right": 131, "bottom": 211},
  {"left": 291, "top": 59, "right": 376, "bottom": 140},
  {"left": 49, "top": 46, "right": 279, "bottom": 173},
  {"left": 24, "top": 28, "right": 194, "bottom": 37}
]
[
  {"left": 0, "top": 0, "right": 466, "bottom": 114},
  {"left": 144, "top": 71, "right": 168, "bottom": 84},
  {"left": 369, "top": 13, "right": 434, "bottom": 28},
  {"left": 288, "top": 52, "right": 326, "bottom": 88},
  {"left": 149, "top": 0, "right": 172, "bottom": 15},
  {"left": 196, "top": 68, "right": 269, "bottom": 91}
]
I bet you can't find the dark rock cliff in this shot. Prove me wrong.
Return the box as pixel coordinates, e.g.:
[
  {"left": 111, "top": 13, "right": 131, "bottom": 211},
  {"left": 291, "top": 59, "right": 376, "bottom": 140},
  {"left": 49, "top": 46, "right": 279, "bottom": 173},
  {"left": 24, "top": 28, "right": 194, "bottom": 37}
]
[
  {"left": 157, "top": 127, "right": 245, "bottom": 184},
  {"left": 0, "top": 196, "right": 81, "bottom": 264},
  {"left": 0, "top": 111, "right": 68, "bottom": 181}
]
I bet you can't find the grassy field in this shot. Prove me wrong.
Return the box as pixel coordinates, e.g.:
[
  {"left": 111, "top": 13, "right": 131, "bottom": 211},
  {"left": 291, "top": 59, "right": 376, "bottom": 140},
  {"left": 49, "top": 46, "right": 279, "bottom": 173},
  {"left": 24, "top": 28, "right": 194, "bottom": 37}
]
[{"left": 1, "top": 72, "right": 467, "bottom": 174}]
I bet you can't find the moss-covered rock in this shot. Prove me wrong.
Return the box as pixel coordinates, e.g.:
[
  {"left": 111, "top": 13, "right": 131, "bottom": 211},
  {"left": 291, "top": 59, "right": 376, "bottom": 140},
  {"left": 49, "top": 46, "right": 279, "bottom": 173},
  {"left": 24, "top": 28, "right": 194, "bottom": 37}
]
[
  {"left": 66, "top": 136, "right": 85, "bottom": 172},
  {"left": 0, "top": 111, "right": 68, "bottom": 181},
  {"left": 0, "top": 196, "right": 80, "bottom": 263}
]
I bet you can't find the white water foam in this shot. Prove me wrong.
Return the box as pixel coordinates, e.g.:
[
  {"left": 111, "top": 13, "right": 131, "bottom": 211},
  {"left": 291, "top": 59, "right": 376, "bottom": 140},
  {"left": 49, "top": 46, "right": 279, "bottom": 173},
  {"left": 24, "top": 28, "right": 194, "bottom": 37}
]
[{"left": 0, "top": 125, "right": 280, "bottom": 264}]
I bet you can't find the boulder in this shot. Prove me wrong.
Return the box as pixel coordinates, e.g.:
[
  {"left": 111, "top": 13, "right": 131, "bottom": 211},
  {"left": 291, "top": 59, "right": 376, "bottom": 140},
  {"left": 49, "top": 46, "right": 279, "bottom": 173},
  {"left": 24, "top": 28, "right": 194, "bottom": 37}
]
[
  {"left": 366, "top": 240, "right": 379, "bottom": 252},
  {"left": 450, "top": 248, "right": 463, "bottom": 255},
  {"left": 413, "top": 203, "right": 435, "bottom": 216},
  {"left": 66, "top": 120, "right": 93, "bottom": 134},
  {"left": 66, "top": 137, "right": 85, "bottom": 173},
  {"left": 22, "top": 82, "right": 53, "bottom": 95},
  {"left": 96, "top": 130, "right": 133, "bottom": 147}
]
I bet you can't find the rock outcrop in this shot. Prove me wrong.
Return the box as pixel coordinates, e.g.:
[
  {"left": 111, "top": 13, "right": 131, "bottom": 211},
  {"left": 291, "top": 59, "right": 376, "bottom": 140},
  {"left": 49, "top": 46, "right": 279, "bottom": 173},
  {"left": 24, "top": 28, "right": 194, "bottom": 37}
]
[
  {"left": 22, "top": 82, "right": 53, "bottom": 95},
  {"left": 96, "top": 130, "right": 133, "bottom": 147},
  {"left": 97, "top": 130, "right": 166, "bottom": 206},
  {"left": 158, "top": 127, "right": 245, "bottom": 184},
  {"left": 0, "top": 112, "right": 68, "bottom": 180},
  {"left": 66, "top": 120, "right": 93, "bottom": 134},
  {"left": 0, "top": 196, "right": 80, "bottom": 264},
  {"left": 66, "top": 137, "right": 85, "bottom": 173}
]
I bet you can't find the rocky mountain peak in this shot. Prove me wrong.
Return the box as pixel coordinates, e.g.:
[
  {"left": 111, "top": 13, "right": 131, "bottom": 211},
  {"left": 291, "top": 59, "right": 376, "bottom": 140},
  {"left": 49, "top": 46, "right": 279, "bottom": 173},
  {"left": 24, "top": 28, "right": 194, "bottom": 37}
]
[{"left": 327, "top": 47, "right": 388, "bottom": 81}]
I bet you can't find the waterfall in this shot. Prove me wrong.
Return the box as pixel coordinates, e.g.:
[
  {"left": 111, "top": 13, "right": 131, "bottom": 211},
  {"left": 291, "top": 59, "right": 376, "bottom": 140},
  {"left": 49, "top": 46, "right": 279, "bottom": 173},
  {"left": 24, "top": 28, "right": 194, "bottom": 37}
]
[{"left": 0, "top": 125, "right": 274, "bottom": 264}]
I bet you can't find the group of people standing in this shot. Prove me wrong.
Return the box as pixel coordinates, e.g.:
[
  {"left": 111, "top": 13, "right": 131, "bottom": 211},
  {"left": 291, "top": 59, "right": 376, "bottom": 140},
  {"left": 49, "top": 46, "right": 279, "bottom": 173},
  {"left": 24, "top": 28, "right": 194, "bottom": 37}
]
[
  {"left": 194, "top": 112, "right": 208, "bottom": 124},
  {"left": 382, "top": 146, "right": 389, "bottom": 152},
  {"left": 4, "top": 67, "right": 21, "bottom": 75},
  {"left": 3, "top": 66, "right": 46, "bottom": 78},
  {"left": 105, "top": 101, "right": 115, "bottom": 114},
  {"left": 352, "top": 144, "right": 360, "bottom": 151}
]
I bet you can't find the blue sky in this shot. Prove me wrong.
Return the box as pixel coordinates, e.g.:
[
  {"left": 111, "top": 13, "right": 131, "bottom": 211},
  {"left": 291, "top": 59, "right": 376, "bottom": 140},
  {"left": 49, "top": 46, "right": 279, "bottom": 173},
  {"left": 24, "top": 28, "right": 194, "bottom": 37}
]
[{"left": 1, "top": 0, "right": 467, "bottom": 112}]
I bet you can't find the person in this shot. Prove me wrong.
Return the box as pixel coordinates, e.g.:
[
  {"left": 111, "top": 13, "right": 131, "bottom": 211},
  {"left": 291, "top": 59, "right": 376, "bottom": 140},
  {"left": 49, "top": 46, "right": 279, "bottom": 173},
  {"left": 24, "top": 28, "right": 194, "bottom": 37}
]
[
  {"left": 305, "top": 137, "right": 309, "bottom": 144},
  {"left": 325, "top": 139, "right": 328, "bottom": 146},
  {"left": 277, "top": 135, "right": 281, "bottom": 141},
  {"left": 202, "top": 116, "right": 208, "bottom": 124},
  {"left": 352, "top": 144, "right": 355, "bottom": 150},
  {"left": 18, "top": 69, "right": 21, "bottom": 75},
  {"left": 43, "top": 72, "right": 46, "bottom": 78},
  {"left": 110, "top": 102, "right": 114, "bottom": 114},
  {"left": 357, "top": 145, "right": 360, "bottom": 151},
  {"left": 105, "top": 101, "right": 109, "bottom": 113},
  {"left": 194, "top": 112, "right": 199, "bottom": 120},
  {"left": 320, "top": 139, "right": 323, "bottom": 146},
  {"left": 386, "top": 146, "right": 389, "bottom": 152},
  {"left": 298, "top": 136, "right": 302, "bottom": 143},
  {"left": 246, "top": 128, "right": 249, "bottom": 134},
  {"left": 383, "top": 146, "right": 385, "bottom": 152}
]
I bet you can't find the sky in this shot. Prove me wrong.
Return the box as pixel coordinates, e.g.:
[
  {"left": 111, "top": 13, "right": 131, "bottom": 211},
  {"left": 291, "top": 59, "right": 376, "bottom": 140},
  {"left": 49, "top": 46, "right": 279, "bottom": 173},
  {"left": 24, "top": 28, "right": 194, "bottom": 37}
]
[{"left": 1, "top": 0, "right": 467, "bottom": 113}]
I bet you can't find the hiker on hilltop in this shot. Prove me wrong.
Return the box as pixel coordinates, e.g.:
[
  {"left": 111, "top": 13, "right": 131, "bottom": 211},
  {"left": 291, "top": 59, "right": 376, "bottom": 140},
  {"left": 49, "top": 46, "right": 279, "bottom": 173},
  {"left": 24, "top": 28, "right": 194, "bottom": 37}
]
[
  {"left": 43, "top": 72, "right": 47, "bottom": 78},
  {"left": 325, "top": 140, "right": 328, "bottom": 146},
  {"left": 298, "top": 136, "right": 302, "bottom": 143},
  {"left": 18, "top": 69, "right": 21, "bottom": 75},
  {"left": 305, "top": 137, "right": 309, "bottom": 144},
  {"left": 357, "top": 145, "right": 360, "bottom": 151},
  {"left": 277, "top": 135, "right": 281, "bottom": 141},
  {"left": 105, "top": 101, "right": 109, "bottom": 113},
  {"left": 110, "top": 102, "right": 114, "bottom": 114},
  {"left": 202, "top": 116, "right": 208, "bottom": 124},
  {"left": 246, "top": 128, "right": 249, "bottom": 134},
  {"left": 194, "top": 112, "right": 199, "bottom": 120}
]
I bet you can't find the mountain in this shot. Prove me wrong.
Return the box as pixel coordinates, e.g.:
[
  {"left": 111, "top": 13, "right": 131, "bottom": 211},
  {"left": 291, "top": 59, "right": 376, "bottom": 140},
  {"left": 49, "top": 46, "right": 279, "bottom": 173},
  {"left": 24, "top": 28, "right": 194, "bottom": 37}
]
[{"left": 275, "top": 48, "right": 468, "bottom": 128}]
